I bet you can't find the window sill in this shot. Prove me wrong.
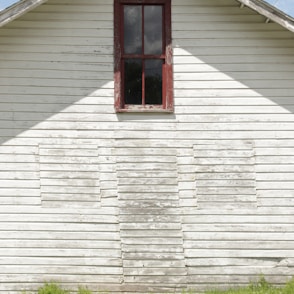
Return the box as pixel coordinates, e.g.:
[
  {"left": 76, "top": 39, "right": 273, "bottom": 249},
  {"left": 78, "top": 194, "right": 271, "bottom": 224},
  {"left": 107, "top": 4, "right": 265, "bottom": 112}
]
[{"left": 116, "top": 105, "right": 174, "bottom": 113}]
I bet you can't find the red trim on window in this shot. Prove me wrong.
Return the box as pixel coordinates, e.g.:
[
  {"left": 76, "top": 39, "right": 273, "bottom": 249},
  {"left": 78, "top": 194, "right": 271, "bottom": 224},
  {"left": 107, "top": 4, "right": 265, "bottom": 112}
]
[
  {"left": 142, "top": 5, "right": 145, "bottom": 106},
  {"left": 114, "top": 0, "right": 121, "bottom": 111},
  {"left": 114, "top": 0, "right": 173, "bottom": 113}
]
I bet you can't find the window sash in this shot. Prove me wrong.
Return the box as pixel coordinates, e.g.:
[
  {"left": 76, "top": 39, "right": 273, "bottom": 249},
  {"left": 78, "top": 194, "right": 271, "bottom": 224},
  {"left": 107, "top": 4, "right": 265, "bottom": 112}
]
[{"left": 114, "top": 0, "right": 173, "bottom": 112}]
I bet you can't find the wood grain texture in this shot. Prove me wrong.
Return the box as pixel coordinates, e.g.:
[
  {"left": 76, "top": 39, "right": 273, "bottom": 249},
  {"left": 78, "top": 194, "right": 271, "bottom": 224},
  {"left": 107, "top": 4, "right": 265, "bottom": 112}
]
[
  {"left": 0, "top": 0, "right": 293, "bottom": 292},
  {"left": 194, "top": 140, "right": 257, "bottom": 209},
  {"left": 115, "top": 139, "right": 187, "bottom": 288},
  {"left": 39, "top": 144, "right": 100, "bottom": 208}
]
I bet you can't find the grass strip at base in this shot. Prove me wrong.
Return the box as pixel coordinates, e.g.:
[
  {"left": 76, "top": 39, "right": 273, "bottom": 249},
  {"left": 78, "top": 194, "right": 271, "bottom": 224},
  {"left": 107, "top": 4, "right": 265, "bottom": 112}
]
[{"left": 205, "top": 276, "right": 294, "bottom": 294}]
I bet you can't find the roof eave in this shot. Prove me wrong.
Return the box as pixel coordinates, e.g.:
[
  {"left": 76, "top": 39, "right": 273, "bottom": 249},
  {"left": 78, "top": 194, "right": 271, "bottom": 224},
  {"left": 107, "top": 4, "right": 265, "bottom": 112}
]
[
  {"left": 1, "top": 0, "right": 294, "bottom": 33},
  {"left": 0, "top": 0, "right": 48, "bottom": 28},
  {"left": 237, "top": 0, "right": 294, "bottom": 33}
]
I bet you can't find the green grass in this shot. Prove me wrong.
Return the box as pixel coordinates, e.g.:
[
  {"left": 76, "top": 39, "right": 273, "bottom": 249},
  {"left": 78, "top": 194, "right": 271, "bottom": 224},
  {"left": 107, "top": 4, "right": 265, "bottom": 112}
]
[
  {"left": 204, "top": 276, "right": 294, "bottom": 294},
  {"left": 21, "top": 277, "right": 294, "bottom": 294},
  {"left": 37, "top": 283, "right": 69, "bottom": 294},
  {"left": 22, "top": 283, "right": 97, "bottom": 294},
  {"left": 77, "top": 286, "right": 94, "bottom": 294}
]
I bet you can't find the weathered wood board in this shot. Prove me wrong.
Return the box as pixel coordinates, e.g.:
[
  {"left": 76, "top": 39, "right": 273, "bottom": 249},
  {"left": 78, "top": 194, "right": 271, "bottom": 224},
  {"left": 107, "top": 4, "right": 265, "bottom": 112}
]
[{"left": 0, "top": 0, "right": 293, "bottom": 292}]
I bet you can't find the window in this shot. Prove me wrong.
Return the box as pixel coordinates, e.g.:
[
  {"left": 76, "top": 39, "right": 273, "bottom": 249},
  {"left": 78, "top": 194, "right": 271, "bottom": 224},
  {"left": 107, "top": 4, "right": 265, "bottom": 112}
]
[{"left": 114, "top": 0, "right": 173, "bottom": 112}]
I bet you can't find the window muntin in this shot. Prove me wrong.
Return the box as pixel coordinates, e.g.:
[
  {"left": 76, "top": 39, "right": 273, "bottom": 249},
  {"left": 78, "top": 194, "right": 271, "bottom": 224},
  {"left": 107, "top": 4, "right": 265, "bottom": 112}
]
[{"left": 114, "top": 0, "right": 173, "bottom": 112}]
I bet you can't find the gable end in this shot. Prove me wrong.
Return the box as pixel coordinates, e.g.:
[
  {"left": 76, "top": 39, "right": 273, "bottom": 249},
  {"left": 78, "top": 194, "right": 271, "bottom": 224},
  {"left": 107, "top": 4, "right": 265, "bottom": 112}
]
[
  {"left": 0, "top": 0, "right": 48, "bottom": 28},
  {"left": 237, "top": 0, "right": 294, "bottom": 33}
]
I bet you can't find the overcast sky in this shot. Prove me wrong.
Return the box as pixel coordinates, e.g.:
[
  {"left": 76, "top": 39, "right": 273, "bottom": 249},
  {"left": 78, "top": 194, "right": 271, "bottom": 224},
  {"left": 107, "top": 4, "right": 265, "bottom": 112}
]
[
  {"left": 264, "top": 0, "right": 294, "bottom": 17},
  {"left": 0, "top": 0, "right": 293, "bottom": 18},
  {"left": 0, "top": 0, "right": 19, "bottom": 11}
]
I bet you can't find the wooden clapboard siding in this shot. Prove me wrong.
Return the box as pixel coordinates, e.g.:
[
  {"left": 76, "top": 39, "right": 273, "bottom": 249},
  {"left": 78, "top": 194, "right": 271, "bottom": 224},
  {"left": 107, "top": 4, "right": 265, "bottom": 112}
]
[
  {"left": 39, "top": 144, "right": 101, "bottom": 208},
  {"left": 172, "top": 0, "right": 294, "bottom": 290},
  {"left": 0, "top": 145, "right": 40, "bottom": 206},
  {"left": 193, "top": 140, "right": 257, "bottom": 209},
  {"left": 0, "top": 0, "right": 293, "bottom": 292},
  {"left": 0, "top": 1, "right": 123, "bottom": 293},
  {"left": 115, "top": 139, "right": 187, "bottom": 292}
]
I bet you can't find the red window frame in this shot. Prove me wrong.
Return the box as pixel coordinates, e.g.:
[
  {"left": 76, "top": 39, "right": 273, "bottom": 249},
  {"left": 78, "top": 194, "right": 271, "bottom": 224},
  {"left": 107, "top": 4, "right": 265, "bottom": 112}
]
[{"left": 114, "top": 0, "right": 173, "bottom": 113}]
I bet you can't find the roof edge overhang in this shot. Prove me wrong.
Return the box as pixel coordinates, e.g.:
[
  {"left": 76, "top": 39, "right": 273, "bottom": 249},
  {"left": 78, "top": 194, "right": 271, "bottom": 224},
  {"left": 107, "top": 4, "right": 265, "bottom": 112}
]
[
  {"left": 237, "top": 0, "right": 294, "bottom": 33},
  {"left": 0, "top": 0, "right": 294, "bottom": 33},
  {"left": 0, "top": 0, "right": 48, "bottom": 28}
]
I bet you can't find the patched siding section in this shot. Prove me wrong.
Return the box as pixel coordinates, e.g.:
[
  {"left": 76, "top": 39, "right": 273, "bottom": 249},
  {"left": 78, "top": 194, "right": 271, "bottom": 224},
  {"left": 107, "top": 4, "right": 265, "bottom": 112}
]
[
  {"left": 177, "top": 143, "right": 198, "bottom": 210},
  {"left": 0, "top": 0, "right": 294, "bottom": 292},
  {"left": 115, "top": 139, "right": 187, "bottom": 292},
  {"left": 194, "top": 140, "right": 257, "bottom": 209},
  {"left": 39, "top": 144, "right": 100, "bottom": 208},
  {"left": 0, "top": 145, "right": 40, "bottom": 206}
]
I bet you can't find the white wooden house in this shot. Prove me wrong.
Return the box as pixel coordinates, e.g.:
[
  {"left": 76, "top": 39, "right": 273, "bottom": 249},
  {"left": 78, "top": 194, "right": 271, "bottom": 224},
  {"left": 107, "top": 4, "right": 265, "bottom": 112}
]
[{"left": 0, "top": 0, "right": 294, "bottom": 293}]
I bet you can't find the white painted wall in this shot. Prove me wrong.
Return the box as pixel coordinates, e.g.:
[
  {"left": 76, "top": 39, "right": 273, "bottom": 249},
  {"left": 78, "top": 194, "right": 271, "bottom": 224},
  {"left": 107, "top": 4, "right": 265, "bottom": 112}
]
[
  {"left": 0, "top": 0, "right": 294, "bottom": 292},
  {"left": 173, "top": 0, "right": 294, "bottom": 291}
]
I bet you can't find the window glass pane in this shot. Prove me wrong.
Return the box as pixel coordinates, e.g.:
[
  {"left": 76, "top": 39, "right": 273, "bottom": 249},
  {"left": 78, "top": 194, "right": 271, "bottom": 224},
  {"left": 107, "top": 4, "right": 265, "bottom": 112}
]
[
  {"left": 124, "top": 6, "right": 142, "bottom": 54},
  {"left": 145, "top": 59, "right": 162, "bottom": 105},
  {"left": 144, "top": 6, "right": 163, "bottom": 55},
  {"left": 124, "top": 59, "right": 142, "bottom": 105}
]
